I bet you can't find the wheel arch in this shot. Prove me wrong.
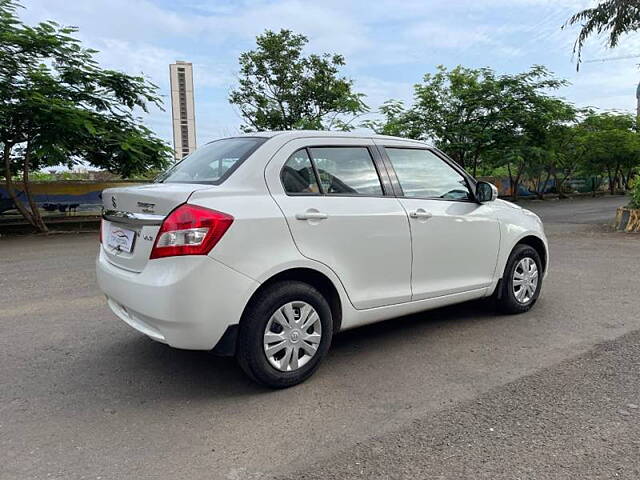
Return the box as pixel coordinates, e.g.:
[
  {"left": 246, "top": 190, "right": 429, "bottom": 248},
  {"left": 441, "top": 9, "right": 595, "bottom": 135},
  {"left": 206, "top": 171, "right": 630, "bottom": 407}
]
[
  {"left": 242, "top": 267, "right": 343, "bottom": 335},
  {"left": 515, "top": 234, "right": 548, "bottom": 274},
  {"left": 489, "top": 233, "right": 548, "bottom": 301}
]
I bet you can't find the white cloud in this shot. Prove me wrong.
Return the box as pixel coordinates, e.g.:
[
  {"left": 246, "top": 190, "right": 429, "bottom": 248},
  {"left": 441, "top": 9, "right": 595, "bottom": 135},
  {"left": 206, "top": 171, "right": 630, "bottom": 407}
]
[
  {"left": 356, "top": 76, "right": 414, "bottom": 108},
  {"left": 22, "top": 0, "right": 194, "bottom": 42}
]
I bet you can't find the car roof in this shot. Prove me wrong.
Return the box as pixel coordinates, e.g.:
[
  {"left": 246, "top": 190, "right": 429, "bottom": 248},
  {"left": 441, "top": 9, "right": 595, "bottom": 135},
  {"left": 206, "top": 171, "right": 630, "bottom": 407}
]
[{"left": 232, "top": 130, "right": 430, "bottom": 145}]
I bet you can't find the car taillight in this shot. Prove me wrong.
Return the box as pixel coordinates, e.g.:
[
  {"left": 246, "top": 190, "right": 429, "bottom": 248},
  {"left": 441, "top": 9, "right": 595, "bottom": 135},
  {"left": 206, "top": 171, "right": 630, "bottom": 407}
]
[{"left": 149, "top": 204, "right": 233, "bottom": 260}]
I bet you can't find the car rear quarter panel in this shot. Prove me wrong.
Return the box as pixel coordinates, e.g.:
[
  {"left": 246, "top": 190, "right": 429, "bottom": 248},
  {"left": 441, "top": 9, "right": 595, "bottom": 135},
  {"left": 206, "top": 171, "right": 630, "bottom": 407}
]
[{"left": 188, "top": 176, "right": 354, "bottom": 314}]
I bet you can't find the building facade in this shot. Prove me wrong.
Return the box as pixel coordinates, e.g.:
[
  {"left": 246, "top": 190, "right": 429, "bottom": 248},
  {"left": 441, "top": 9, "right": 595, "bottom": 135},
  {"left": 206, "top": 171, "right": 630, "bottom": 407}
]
[{"left": 169, "top": 61, "right": 197, "bottom": 160}]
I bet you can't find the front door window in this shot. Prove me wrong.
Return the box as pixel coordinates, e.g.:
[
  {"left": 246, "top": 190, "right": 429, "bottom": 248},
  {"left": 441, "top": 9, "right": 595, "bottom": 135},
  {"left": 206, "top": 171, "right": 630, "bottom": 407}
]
[{"left": 385, "top": 148, "right": 472, "bottom": 201}]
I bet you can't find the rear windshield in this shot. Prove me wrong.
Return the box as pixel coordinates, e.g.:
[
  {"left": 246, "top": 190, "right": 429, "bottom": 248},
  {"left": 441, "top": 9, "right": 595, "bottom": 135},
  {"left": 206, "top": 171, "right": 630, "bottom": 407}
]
[{"left": 157, "top": 137, "right": 267, "bottom": 184}]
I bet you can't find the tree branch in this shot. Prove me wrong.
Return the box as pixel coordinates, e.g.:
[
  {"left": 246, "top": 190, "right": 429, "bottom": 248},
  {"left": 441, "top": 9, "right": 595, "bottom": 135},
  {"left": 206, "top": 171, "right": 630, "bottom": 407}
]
[{"left": 21, "top": 140, "right": 48, "bottom": 232}]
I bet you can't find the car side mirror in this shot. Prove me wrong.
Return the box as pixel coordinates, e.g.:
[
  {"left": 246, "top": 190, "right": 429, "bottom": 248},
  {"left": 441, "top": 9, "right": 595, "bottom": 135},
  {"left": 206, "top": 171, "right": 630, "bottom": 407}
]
[{"left": 476, "top": 181, "right": 498, "bottom": 203}]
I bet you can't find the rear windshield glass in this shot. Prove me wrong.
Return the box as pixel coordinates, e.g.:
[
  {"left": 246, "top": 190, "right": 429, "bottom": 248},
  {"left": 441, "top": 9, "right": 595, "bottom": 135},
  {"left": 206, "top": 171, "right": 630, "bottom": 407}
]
[{"left": 157, "top": 137, "right": 267, "bottom": 184}]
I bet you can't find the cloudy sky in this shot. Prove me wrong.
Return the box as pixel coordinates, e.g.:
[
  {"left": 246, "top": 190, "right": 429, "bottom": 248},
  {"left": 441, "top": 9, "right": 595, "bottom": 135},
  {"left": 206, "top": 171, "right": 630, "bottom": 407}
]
[{"left": 20, "top": 0, "right": 640, "bottom": 146}]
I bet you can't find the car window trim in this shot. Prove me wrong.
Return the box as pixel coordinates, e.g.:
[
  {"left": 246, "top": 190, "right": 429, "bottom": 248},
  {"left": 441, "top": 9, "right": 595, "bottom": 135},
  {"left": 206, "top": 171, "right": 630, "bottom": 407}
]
[
  {"left": 280, "top": 145, "right": 394, "bottom": 198},
  {"left": 374, "top": 144, "right": 404, "bottom": 197},
  {"left": 306, "top": 147, "right": 326, "bottom": 195},
  {"left": 378, "top": 145, "right": 479, "bottom": 203},
  {"left": 368, "top": 144, "right": 394, "bottom": 195}
]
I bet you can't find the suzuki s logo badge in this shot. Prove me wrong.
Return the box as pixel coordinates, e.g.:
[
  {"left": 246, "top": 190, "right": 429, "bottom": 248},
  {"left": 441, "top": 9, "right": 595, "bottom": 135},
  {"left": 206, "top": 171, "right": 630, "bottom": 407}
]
[
  {"left": 290, "top": 330, "right": 300, "bottom": 343},
  {"left": 111, "top": 196, "right": 117, "bottom": 209}
]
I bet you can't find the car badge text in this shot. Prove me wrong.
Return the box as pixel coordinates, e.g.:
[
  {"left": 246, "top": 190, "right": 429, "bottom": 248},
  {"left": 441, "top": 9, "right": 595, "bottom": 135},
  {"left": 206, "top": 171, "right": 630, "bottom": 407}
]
[{"left": 137, "top": 201, "right": 156, "bottom": 213}]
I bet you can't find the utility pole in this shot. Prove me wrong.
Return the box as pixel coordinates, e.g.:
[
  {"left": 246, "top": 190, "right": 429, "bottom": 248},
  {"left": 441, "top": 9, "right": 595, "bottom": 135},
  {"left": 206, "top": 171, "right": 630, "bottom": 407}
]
[{"left": 637, "top": 81, "right": 640, "bottom": 122}]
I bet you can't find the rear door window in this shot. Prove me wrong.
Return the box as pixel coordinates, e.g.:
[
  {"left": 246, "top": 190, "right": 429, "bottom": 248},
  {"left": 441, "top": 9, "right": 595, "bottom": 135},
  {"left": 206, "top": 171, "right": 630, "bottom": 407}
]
[
  {"left": 281, "top": 149, "right": 321, "bottom": 194},
  {"left": 308, "top": 147, "right": 383, "bottom": 196}
]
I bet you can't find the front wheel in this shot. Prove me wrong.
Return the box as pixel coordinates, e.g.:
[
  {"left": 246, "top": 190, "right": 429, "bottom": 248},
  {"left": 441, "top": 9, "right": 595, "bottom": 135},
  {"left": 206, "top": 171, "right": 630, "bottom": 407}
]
[
  {"left": 495, "top": 244, "right": 543, "bottom": 314},
  {"left": 236, "top": 281, "right": 333, "bottom": 388}
]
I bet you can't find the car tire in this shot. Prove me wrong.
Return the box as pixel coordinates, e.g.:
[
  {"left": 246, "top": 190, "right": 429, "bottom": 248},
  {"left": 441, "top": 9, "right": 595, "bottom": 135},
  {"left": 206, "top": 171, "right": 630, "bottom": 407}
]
[
  {"left": 236, "top": 280, "right": 333, "bottom": 388},
  {"left": 495, "top": 244, "right": 543, "bottom": 314}
]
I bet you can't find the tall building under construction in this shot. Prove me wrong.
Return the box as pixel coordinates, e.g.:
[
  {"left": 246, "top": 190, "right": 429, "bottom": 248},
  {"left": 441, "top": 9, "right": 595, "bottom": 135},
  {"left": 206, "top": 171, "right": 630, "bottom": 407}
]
[{"left": 169, "top": 61, "right": 196, "bottom": 160}]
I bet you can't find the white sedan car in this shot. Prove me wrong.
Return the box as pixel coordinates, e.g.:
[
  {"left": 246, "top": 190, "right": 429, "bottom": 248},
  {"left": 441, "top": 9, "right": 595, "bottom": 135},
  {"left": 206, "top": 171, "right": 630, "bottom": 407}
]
[{"left": 97, "top": 131, "right": 548, "bottom": 388}]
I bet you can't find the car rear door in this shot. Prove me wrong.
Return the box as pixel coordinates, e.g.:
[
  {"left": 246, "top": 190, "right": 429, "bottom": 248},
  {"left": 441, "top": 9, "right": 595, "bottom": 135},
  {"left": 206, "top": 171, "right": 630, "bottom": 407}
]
[
  {"left": 376, "top": 142, "right": 500, "bottom": 301},
  {"left": 266, "top": 137, "right": 412, "bottom": 309}
]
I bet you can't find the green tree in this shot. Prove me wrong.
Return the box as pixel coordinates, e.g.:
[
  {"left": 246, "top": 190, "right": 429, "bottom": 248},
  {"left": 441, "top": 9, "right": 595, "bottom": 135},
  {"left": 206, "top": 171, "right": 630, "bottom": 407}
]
[
  {"left": 367, "top": 65, "right": 575, "bottom": 199},
  {"left": 488, "top": 75, "right": 576, "bottom": 200},
  {"left": 0, "top": 0, "right": 171, "bottom": 232},
  {"left": 629, "top": 177, "right": 640, "bottom": 208},
  {"left": 542, "top": 122, "right": 590, "bottom": 198},
  {"left": 229, "top": 29, "right": 367, "bottom": 132},
  {"left": 565, "top": 0, "right": 640, "bottom": 67},
  {"left": 579, "top": 112, "right": 640, "bottom": 194},
  {"left": 367, "top": 66, "right": 509, "bottom": 173}
]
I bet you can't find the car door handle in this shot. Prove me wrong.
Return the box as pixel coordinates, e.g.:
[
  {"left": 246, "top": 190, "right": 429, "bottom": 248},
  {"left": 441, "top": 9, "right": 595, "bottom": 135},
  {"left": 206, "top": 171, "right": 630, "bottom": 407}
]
[
  {"left": 295, "top": 211, "right": 329, "bottom": 221},
  {"left": 409, "top": 209, "right": 432, "bottom": 219}
]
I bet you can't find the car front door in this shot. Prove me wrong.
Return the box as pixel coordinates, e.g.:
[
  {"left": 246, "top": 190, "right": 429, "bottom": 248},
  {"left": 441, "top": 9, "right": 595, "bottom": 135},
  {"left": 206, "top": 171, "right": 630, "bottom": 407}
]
[
  {"left": 378, "top": 144, "right": 500, "bottom": 301},
  {"left": 266, "top": 138, "right": 412, "bottom": 309}
]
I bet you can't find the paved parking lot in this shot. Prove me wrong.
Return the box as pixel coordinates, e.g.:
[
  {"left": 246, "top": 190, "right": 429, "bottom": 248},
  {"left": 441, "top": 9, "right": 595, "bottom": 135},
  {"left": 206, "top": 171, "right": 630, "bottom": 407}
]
[{"left": 1, "top": 195, "right": 639, "bottom": 479}]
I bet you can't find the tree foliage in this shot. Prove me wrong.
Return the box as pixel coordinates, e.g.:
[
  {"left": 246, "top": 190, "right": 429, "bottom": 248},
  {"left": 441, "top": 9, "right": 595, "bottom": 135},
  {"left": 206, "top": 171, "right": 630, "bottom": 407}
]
[
  {"left": 229, "top": 29, "right": 367, "bottom": 132},
  {"left": 578, "top": 112, "right": 640, "bottom": 194},
  {"left": 564, "top": 0, "right": 640, "bottom": 68},
  {"left": 0, "top": 0, "right": 171, "bottom": 232},
  {"left": 630, "top": 177, "right": 640, "bottom": 208},
  {"left": 366, "top": 65, "right": 576, "bottom": 198},
  {"left": 538, "top": 122, "right": 590, "bottom": 198},
  {"left": 369, "top": 64, "right": 640, "bottom": 200}
]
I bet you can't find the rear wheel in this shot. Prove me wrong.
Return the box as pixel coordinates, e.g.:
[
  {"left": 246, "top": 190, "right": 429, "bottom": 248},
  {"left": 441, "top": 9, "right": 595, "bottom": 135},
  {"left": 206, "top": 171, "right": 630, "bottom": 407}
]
[
  {"left": 495, "top": 244, "right": 543, "bottom": 314},
  {"left": 236, "top": 281, "right": 332, "bottom": 388}
]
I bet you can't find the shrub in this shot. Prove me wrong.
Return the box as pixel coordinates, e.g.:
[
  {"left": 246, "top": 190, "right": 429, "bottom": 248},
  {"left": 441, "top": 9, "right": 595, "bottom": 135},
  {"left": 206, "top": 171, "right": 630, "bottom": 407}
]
[{"left": 630, "top": 179, "right": 640, "bottom": 209}]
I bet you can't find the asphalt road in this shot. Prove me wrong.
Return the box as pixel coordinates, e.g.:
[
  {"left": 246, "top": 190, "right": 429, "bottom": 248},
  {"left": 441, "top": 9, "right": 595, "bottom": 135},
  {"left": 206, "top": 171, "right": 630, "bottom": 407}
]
[
  {"left": 1, "top": 195, "right": 638, "bottom": 479},
  {"left": 281, "top": 330, "right": 640, "bottom": 480},
  {"left": 520, "top": 194, "right": 628, "bottom": 225}
]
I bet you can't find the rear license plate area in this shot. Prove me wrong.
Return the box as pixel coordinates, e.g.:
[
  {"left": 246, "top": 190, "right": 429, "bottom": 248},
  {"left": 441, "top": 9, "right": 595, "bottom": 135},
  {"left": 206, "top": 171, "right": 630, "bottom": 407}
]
[{"left": 107, "top": 224, "right": 136, "bottom": 253}]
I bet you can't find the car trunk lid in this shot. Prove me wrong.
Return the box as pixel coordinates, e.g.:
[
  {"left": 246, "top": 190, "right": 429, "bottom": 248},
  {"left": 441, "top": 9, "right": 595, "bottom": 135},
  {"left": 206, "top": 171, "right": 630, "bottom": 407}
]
[{"left": 101, "top": 183, "right": 211, "bottom": 272}]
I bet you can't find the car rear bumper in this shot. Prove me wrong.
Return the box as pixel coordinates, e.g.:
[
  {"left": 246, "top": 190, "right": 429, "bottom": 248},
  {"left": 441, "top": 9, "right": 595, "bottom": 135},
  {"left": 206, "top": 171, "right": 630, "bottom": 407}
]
[{"left": 96, "top": 248, "right": 259, "bottom": 350}]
